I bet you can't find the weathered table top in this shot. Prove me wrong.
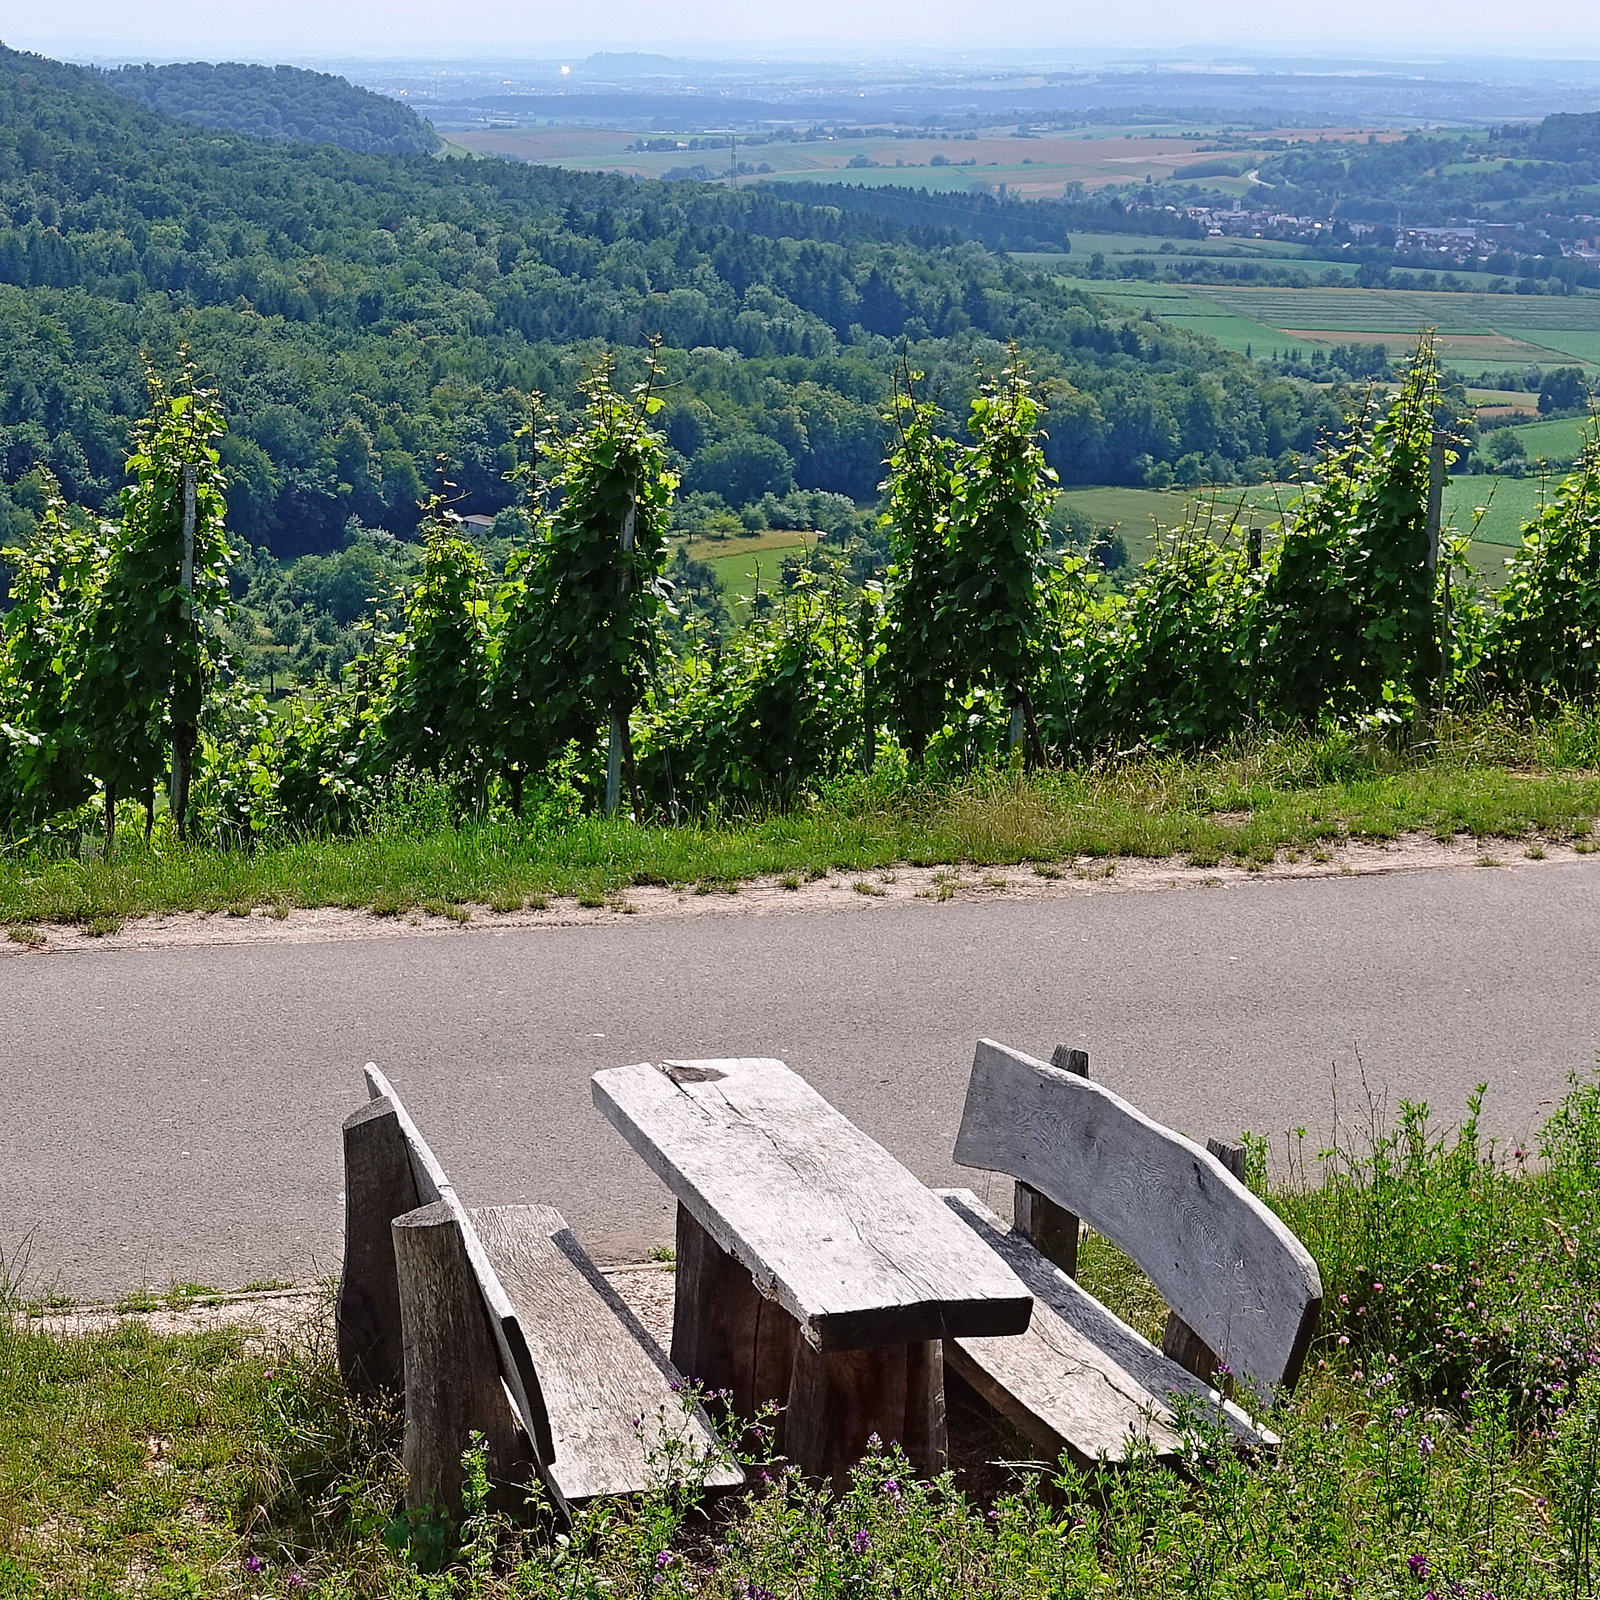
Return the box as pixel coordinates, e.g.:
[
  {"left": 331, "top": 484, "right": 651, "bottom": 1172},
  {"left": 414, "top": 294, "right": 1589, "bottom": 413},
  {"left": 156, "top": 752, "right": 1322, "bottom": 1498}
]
[{"left": 591, "top": 1056, "right": 1033, "bottom": 1351}]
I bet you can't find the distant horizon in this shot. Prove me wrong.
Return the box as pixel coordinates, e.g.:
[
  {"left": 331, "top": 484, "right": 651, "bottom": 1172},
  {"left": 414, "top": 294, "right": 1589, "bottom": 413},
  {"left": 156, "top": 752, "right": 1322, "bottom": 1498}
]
[
  {"left": 5, "top": 9, "right": 1600, "bottom": 67},
  {"left": 28, "top": 44, "right": 1600, "bottom": 71}
]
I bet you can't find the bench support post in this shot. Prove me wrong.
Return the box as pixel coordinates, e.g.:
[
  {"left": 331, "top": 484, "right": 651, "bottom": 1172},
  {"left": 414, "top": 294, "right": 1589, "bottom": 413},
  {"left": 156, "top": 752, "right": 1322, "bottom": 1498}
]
[
  {"left": 337, "top": 1098, "right": 420, "bottom": 1397},
  {"left": 785, "top": 1338, "right": 946, "bottom": 1486},
  {"left": 1013, "top": 1046, "right": 1089, "bottom": 1277},
  {"left": 1160, "top": 1139, "right": 1248, "bottom": 1385},
  {"left": 671, "top": 1203, "right": 801, "bottom": 1425},
  {"left": 393, "top": 1202, "right": 534, "bottom": 1519}
]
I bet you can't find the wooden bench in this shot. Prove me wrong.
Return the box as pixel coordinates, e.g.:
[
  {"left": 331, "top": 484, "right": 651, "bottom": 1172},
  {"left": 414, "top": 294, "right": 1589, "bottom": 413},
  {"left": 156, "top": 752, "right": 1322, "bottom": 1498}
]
[
  {"left": 592, "top": 1056, "right": 1034, "bottom": 1483},
  {"left": 940, "top": 1040, "right": 1322, "bottom": 1467},
  {"left": 336, "top": 1064, "right": 741, "bottom": 1524}
]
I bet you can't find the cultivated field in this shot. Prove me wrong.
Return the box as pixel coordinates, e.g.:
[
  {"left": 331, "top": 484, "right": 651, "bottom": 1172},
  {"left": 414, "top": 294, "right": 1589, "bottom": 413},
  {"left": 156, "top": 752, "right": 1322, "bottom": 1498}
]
[
  {"left": 1036, "top": 231, "right": 1313, "bottom": 261},
  {"left": 1013, "top": 237, "right": 1365, "bottom": 281},
  {"left": 1060, "top": 472, "right": 1558, "bottom": 585},
  {"left": 679, "top": 527, "right": 814, "bottom": 605},
  {"left": 1031, "top": 274, "right": 1600, "bottom": 373},
  {"left": 1202, "top": 285, "right": 1600, "bottom": 372},
  {"left": 1502, "top": 414, "right": 1594, "bottom": 459},
  {"left": 1015, "top": 248, "right": 1516, "bottom": 292},
  {"left": 1036, "top": 278, "right": 1325, "bottom": 355},
  {"left": 444, "top": 123, "right": 1390, "bottom": 198}
]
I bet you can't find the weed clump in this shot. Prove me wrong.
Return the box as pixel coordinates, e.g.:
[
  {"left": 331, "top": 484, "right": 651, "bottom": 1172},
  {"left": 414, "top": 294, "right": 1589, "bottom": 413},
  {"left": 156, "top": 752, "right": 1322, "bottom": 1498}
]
[{"left": 3, "top": 1075, "right": 1600, "bottom": 1597}]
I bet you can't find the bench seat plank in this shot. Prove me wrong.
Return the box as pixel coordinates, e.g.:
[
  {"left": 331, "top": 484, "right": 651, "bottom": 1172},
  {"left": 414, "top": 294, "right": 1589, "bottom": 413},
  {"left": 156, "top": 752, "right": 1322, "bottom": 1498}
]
[
  {"left": 592, "top": 1058, "right": 1032, "bottom": 1351},
  {"left": 471, "top": 1204, "right": 743, "bottom": 1503},
  {"left": 939, "top": 1190, "right": 1272, "bottom": 1466}
]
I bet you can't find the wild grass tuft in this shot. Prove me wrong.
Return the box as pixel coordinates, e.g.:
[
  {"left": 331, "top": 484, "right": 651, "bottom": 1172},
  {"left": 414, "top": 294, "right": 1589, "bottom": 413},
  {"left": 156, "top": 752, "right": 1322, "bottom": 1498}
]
[{"left": 5, "top": 713, "right": 1600, "bottom": 928}]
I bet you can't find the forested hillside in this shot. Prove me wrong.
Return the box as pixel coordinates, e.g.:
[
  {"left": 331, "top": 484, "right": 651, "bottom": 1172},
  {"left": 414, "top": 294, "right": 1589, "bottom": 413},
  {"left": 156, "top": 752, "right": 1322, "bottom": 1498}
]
[
  {"left": 752, "top": 181, "right": 1205, "bottom": 252},
  {"left": 99, "top": 61, "right": 440, "bottom": 156},
  {"left": 0, "top": 43, "right": 1341, "bottom": 558},
  {"left": 1252, "top": 114, "right": 1600, "bottom": 237}
]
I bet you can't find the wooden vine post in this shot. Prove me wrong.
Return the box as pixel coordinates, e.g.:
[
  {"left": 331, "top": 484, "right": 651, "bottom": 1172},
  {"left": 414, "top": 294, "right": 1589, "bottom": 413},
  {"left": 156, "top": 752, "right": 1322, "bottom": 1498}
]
[
  {"left": 859, "top": 590, "right": 877, "bottom": 775},
  {"left": 605, "top": 494, "right": 637, "bottom": 818},
  {"left": 168, "top": 462, "right": 198, "bottom": 838},
  {"left": 1421, "top": 426, "right": 1448, "bottom": 732}
]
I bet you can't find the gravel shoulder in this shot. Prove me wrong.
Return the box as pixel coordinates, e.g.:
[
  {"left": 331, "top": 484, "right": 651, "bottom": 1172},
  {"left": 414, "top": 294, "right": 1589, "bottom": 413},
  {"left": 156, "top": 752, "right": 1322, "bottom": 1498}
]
[{"left": 5, "top": 833, "right": 1589, "bottom": 958}]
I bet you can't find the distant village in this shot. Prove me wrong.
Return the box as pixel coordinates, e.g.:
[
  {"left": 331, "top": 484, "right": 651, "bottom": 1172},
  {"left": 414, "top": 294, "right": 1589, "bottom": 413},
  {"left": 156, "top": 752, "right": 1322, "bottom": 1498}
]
[{"left": 1185, "top": 201, "right": 1600, "bottom": 261}]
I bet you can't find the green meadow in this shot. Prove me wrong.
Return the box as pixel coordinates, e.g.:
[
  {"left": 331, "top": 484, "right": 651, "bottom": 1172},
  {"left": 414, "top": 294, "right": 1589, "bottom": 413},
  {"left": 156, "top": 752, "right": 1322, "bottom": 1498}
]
[
  {"left": 1031, "top": 272, "right": 1600, "bottom": 374},
  {"left": 1059, "top": 473, "right": 1556, "bottom": 580},
  {"left": 1503, "top": 414, "right": 1594, "bottom": 461},
  {"left": 1029, "top": 277, "right": 1324, "bottom": 356},
  {"left": 678, "top": 529, "right": 815, "bottom": 606}
]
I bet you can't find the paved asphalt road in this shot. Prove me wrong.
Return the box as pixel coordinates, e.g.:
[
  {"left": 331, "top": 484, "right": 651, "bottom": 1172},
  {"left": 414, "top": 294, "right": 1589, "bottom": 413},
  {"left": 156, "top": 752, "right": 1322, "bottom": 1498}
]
[{"left": 3, "top": 859, "right": 1597, "bottom": 1299}]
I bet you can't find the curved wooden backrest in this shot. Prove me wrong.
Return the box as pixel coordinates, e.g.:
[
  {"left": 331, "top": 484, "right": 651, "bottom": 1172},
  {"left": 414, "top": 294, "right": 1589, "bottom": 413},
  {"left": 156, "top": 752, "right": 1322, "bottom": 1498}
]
[
  {"left": 953, "top": 1040, "right": 1321, "bottom": 1392},
  {"left": 361, "top": 1065, "right": 558, "bottom": 1476}
]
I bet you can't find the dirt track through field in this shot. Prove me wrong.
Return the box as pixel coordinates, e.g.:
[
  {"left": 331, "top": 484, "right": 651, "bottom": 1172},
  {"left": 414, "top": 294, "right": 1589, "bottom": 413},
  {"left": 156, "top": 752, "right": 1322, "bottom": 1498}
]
[{"left": 4, "top": 848, "right": 1599, "bottom": 1298}]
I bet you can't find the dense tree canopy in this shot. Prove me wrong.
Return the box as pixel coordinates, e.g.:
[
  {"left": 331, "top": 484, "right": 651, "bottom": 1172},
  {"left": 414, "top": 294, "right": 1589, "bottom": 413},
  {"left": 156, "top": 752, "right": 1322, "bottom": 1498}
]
[
  {"left": 0, "top": 42, "right": 1342, "bottom": 561},
  {"left": 99, "top": 61, "right": 440, "bottom": 156}
]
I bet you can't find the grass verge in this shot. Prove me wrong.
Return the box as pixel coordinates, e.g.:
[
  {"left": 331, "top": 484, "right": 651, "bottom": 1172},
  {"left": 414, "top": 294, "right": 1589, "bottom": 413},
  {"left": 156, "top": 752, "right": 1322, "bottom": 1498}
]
[
  {"left": 4, "top": 717, "right": 1600, "bottom": 927},
  {"left": 3, "top": 1072, "right": 1598, "bottom": 1597}
]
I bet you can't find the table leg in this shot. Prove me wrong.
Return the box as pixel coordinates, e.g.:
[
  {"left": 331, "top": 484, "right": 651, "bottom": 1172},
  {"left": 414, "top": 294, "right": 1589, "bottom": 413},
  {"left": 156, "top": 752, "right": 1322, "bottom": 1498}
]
[
  {"left": 784, "top": 1339, "right": 947, "bottom": 1485},
  {"left": 670, "top": 1203, "right": 800, "bottom": 1424}
]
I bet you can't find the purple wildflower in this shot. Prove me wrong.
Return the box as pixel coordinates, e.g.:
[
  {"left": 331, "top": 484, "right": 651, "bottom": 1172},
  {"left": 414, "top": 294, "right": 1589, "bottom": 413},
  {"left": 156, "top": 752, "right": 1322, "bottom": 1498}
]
[
  {"left": 853, "top": 1530, "right": 871, "bottom": 1555},
  {"left": 1418, "top": 1434, "right": 1435, "bottom": 1459},
  {"left": 1408, "top": 1554, "right": 1429, "bottom": 1579},
  {"left": 245, "top": 1555, "right": 264, "bottom": 1573}
]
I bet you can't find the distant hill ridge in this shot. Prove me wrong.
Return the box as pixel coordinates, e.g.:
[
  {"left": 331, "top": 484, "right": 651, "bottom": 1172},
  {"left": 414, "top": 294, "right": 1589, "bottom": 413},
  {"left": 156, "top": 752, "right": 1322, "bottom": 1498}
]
[{"left": 100, "top": 59, "right": 440, "bottom": 157}]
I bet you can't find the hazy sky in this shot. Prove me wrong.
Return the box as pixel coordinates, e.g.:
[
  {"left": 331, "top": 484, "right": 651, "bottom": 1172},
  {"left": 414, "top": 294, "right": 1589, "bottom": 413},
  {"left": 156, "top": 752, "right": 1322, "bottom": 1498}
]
[{"left": 2, "top": 0, "right": 1598, "bottom": 60}]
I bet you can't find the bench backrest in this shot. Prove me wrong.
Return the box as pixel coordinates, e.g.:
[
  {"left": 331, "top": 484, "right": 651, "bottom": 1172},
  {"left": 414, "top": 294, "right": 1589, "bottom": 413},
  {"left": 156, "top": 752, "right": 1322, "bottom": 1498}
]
[
  {"left": 953, "top": 1040, "right": 1321, "bottom": 1392},
  {"left": 361, "top": 1064, "right": 556, "bottom": 1464}
]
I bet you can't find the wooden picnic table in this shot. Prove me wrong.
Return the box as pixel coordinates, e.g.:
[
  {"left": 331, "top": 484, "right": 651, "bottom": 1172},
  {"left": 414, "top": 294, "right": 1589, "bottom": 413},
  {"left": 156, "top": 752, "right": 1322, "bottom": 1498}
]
[{"left": 591, "top": 1056, "right": 1033, "bottom": 1481}]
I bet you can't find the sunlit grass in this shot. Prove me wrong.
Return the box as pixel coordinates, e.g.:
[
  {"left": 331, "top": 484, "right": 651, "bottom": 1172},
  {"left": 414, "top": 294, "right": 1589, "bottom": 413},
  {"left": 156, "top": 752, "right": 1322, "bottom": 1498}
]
[{"left": 4, "top": 714, "right": 1599, "bottom": 927}]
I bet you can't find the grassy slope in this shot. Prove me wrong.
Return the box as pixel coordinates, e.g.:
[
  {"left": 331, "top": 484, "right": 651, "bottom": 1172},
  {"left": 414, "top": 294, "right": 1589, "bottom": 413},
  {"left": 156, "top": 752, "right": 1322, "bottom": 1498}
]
[
  {"left": 5, "top": 732, "right": 1599, "bottom": 928},
  {"left": 678, "top": 529, "right": 815, "bottom": 606}
]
